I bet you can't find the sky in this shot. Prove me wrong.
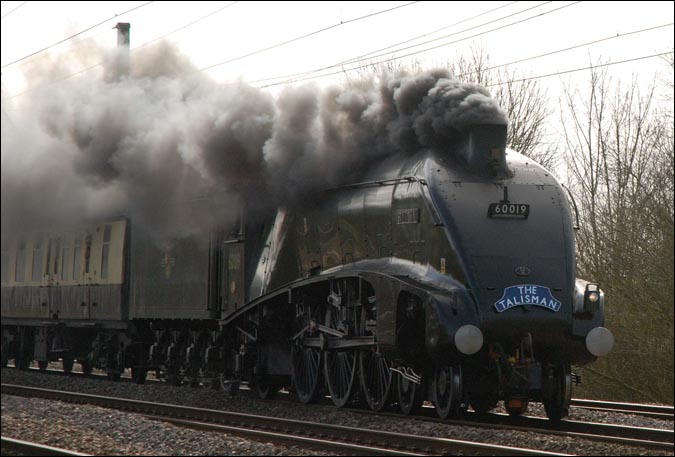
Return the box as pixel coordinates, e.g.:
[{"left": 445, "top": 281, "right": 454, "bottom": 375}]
[
  {"left": 0, "top": 1, "right": 673, "bottom": 240},
  {"left": 1, "top": 0, "right": 673, "bottom": 102}
]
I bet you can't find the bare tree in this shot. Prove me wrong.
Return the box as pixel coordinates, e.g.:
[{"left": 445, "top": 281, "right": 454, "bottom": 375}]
[{"left": 561, "top": 62, "right": 674, "bottom": 403}]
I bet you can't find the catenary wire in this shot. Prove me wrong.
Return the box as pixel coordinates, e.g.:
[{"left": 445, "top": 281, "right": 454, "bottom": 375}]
[
  {"left": 134, "top": 1, "right": 239, "bottom": 51},
  {"left": 2, "top": 1, "right": 241, "bottom": 100},
  {"left": 455, "top": 23, "right": 673, "bottom": 80},
  {"left": 3, "top": 0, "right": 226, "bottom": 72},
  {"left": 1, "top": 1, "right": 28, "bottom": 20},
  {"left": 484, "top": 51, "right": 674, "bottom": 87},
  {"left": 328, "top": 1, "right": 552, "bottom": 70},
  {"left": 198, "top": 1, "right": 422, "bottom": 72},
  {"left": 250, "top": 0, "right": 525, "bottom": 86},
  {"left": 3, "top": 0, "right": 422, "bottom": 99},
  {"left": 253, "top": 21, "right": 672, "bottom": 88},
  {"left": 1, "top": 1, "right": 154, "bottom": 69},
  {"left": 3, "top": 4, "right": 671, "bottom": 100},
  {"left": 256, "top": 1, "right": 583, "bottom": 88}
]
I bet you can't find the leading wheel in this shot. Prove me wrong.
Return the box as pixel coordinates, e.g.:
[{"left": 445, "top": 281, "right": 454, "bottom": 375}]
[
  {"left": 434, "top": 365, "right": 465, "bottom": 419},
  {"left": 542, "top": 363, "right": 571, "bottom": 421}
]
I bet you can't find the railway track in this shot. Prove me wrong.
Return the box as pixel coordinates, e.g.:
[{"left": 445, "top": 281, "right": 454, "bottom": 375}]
[
  {"left": 6, "top": 364, "right": 674, "bottom": 452},
  {"left": 1, "top": 436, "right": 90, "bottom": 456},
  {"left": 570, "top": 398, "right": 675, "bottom": 421},
  {"left": 1, "top": 383, "right": 569, "bottom": 456},
  {"left": 337, "top": 401, "right": 675, "bottom": 452},
  {"left": 16, "top": 364, "right": 675, "bottom": 420},
  {"left": 460, "top": 410, "right": 674, "bottom": 451}
]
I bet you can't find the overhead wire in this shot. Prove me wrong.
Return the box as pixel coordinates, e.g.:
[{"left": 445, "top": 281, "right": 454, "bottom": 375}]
[
  {"left": 484, "top": 51, "right": 674, "bottom": 87},
  {"left": 256, "top": 1, "right": 583, "bottom": 88},
  {"left": 1, "top": 1, "right": 155, "bottom": 69},
  {"left": 3, "top": 2, "right": 672, "bottom": 101},
  {"left": 456, "top": 23, "right": 674, "bottom": 80},
  {"left": 3, "top": 0, "right": 421, "bottom": 99},
  {"left": 1, "top": 1, "right": 238, "bottom": 73},
  {"left": 1, "top": 1, "right": 28, "bottom": 20},
  {"left": 2, "top": 26, "right": 118, "bottom": 74},
  {"left": 252, "top": 0, "right": 524, "bottom": 86},
  {"left": 3, "top": 1, "right": 242, "bottom": 100},
  {"left": 198, "top": 1, "right": 422, "bottom": 72},
  {"left": 327, "top": 1, "right": 550, "bottom": 71},
  {"left": 134, "top": 1, "right": 238, "bottom": 51}
]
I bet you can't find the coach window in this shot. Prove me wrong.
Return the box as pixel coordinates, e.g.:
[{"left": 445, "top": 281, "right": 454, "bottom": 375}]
[
  {"left": 44, "top": 239, "right": 52, "bottom": 277},
  {"left": 73, "top": 236, "right": 82, "bottom": 280},
  {"left": 53, "top": 238, "right": 61, "bottom": 276},
  {"left": 61, "top": 237, "right": 70, "bottom": 281},
  {"left": 101, "top": 225, "right": 112, "bottom": 279},
  {"left": 31, "top": 235, "right": 43, "bottom": 282},
  {"left": 1, "top": 244, "right": 8, "bottom": 283},
  {"left": 84, "top": 234, "right": 92, "bottom": 275},
  {"left": 15, "top": 241, "right": 26, "bottom": 282}
]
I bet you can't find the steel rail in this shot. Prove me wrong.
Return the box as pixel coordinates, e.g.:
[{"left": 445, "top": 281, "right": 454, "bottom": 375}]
[
  {"left": 1, "top": 384, "right": 569, "bottom": 456},
  {"left": 460, "top": 411, "right": 674, "bottom": 451},
  {"left": 144, "top": 415, "right": 421, "bottom": 456},
  {"left": 6, "top": 367, "right": 673, "bottom": 450},
  {"left": 14, "top": 365, "right": 674, "bottom": 420},
  {"left": 570, "top": 398, "right": 674, "bottom": 421},
  {"left": 340, "top": 402, "right": 674, "bottom": 452},
  {"left": 1, "top": 436, "right": 90, "bottom": 456}
]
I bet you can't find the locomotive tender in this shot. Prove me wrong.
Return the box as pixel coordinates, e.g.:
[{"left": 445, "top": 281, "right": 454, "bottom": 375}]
[{"left": 1, "top": 123, "right": 614, "bottom": 420}]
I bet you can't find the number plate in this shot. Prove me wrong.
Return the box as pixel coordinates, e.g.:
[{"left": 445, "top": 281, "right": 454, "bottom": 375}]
[{"left": 488, "top": 203, "right": 530, "bottom": 218}]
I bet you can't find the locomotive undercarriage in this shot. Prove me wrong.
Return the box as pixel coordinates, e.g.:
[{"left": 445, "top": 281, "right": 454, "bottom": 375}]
[
  {"left": 463, "top": 335, "right": 574, "bottom": 420},
  {"left": 219, "top": 275, "right": 485, "bottom": 419},
  {"left": 1, "top": 276, "right": 574, "bottom": 422}
]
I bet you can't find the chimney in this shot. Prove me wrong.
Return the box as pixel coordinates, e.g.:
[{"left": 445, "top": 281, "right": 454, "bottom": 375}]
[
  {"left": 114, "top": 22, "right": 130, "bottom": 78},
  {"left": 456, "top": 124, "right": 512, "bottom": 179}
]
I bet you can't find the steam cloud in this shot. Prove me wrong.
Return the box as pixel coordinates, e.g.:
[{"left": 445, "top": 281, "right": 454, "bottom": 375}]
[{"left": 1, "top": 41, "right": 507, "bottom": 244}]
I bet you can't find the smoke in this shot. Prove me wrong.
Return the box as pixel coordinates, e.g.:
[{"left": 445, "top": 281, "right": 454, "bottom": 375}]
[{"left": 1, "top": 41, "right": 506, "bottom": 245}]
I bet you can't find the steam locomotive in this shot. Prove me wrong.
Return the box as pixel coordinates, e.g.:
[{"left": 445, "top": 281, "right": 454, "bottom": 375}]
[{"left": 1, "top": 123, "right": 614, "bottom": 421}]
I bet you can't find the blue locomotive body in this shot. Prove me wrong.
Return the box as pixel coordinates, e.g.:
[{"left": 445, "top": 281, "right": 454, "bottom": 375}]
[{"left": 1, "top": 124, "right": 612, "bottom": 420}]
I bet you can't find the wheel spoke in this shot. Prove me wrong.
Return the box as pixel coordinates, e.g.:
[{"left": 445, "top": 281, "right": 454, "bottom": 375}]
[
  {"left": 359, "top": 351, "right": 392, "bottom": 411},
  {"left": 325, "top": 349, "right": 357, "bottom": 407},
  {"left": 293, "top": 345, "right": 322, "bottom": 403},
  {"left": 323, "top": 283, "right": 360, "bottom": 408}
]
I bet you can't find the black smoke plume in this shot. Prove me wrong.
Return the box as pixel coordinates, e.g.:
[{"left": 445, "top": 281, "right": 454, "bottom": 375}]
[{"left": 1, "top": 41, "right": 506, "bottom": 245}]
